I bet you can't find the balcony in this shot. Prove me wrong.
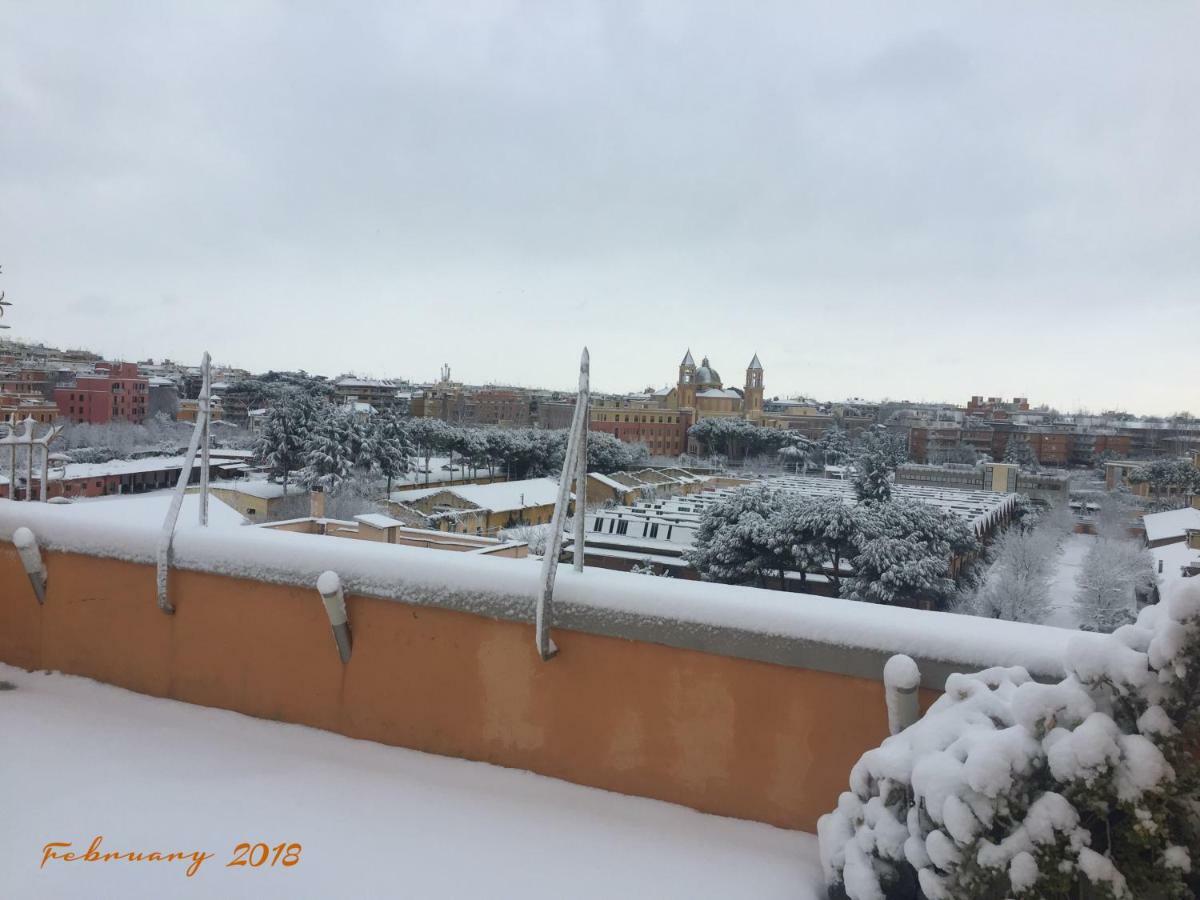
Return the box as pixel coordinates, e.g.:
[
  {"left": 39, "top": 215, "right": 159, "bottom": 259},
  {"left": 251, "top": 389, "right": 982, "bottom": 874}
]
[{"left": 0, "top": 496, "right": 1095, "bottom": 896}]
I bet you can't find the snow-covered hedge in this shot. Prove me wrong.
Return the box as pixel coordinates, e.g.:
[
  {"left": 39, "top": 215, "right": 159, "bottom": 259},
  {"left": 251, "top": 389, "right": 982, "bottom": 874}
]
[{"left": 818, "top": 579, "right": 1200, "bottom": 900}]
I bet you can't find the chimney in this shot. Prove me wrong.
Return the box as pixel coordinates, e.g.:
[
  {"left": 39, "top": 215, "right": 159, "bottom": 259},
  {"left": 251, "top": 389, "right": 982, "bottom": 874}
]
[{"left": 310, "top": 485, "right": 326, "bottom": 519}]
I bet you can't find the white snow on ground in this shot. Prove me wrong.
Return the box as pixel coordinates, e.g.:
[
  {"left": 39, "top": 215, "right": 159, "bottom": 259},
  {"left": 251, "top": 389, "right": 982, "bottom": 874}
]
[
  {"left": 1044, "top": 531, "right": 1094, "bottom": 629},
  {"left": 0, "top": 664, "right": 823, "bottom": 899}
]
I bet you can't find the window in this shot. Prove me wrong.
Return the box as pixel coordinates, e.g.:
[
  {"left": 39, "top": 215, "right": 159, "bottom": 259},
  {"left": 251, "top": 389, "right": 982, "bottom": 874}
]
[{"left": 246, "top": 507, "right": 257, "bottom": 516}]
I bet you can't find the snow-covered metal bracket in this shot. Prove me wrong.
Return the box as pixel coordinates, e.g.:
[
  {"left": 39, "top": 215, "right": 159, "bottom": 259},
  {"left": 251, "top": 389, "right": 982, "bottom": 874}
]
[
  {"left": 12, "top": 526, "right": 46, "bottom": 604},
  {"left": 317, "top": 570, "right": 353, "bottom": 664},
  {"left": 0, "top": 418, "right": 65, "bottom": 501},
  {"left": 535, "top": 347, "right": 589, "bottom": 661},
  {"left": 156, "top": 352, "right": 213, "bottom": 614}
]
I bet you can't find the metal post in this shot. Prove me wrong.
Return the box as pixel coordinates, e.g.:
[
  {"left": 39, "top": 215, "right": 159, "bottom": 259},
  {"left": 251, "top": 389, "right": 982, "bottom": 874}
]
[
  {"left": 572, "top": 349, "right": 589, "bottom": 572},
  {"left": 156, "top": 351, "right": 212, "bottom": 614},
  {"left": 535, "top": 348, "right": 590, "bottom": 661},
  {"left": 13, "top": 526, "right": 47, "bottom": 604},
  {"left": 24, "top": 417, "right": 34, "bottom": 502},
  {"left": 199, "top": 352, "right": 211, "bottom": 526},
  {"left": 883, "top": 654, "right": 921, "bottom": 735},
  {"left": 316, "top": 570, "right": 353, "bottom": 664},
  {"left": 39, "top": 443, "right": 48, "bottom": 502}
]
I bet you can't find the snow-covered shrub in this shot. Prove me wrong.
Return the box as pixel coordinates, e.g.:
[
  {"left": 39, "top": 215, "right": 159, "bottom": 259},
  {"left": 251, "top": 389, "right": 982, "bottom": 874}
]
[{"left": 819, "top": 578, "right": 1200, "bottom": 900}]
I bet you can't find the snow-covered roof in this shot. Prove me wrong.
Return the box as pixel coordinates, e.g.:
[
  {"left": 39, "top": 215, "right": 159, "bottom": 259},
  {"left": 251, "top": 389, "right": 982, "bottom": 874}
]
[
  {"left": 62, "top": 492, "right": 246, "bottom": 528},
  {"left": 335, "top": 377, "right": 397, "bottom": 389},
  {"left": 43, "top": 455, "right": 243, "bottom": 480},
  {"left": 589, "top": 472, "right": 633, "bottom": 493},
  {"left": 696, "top": 388, "right": 742, "bottom": 399},
  {"left": 1151, "top": 542, "right": 1200, "bottom": 600},
  {"left": 392, "top": 477, "right": 566, "bottom": 513},
  {"left": 1143, "top": 507, "right": 1200, "bottom": 544},
  {"left": 208, "top": 479, "right": 306, "bottom": 500},
  {"left": 355, "top": 512, "right": 406, "bottom": 530}
]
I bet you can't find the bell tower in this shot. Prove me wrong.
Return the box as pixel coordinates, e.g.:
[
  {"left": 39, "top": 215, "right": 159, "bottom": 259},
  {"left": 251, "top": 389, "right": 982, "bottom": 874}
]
[
  {"left": 744, "top": 353, "right": 764, "bottom": 419},
  {"left": 677, "top": 349, "right": 697, "bottom": 409}
]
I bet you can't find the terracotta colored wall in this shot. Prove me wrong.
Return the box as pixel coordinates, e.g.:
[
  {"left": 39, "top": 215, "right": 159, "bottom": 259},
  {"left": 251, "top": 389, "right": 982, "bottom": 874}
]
[{"left": 0, "top": 545, "right": 934, "bottom": 832}]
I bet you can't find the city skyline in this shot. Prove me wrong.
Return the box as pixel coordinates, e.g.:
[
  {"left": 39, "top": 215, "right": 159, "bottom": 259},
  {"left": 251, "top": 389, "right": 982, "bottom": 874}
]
[{"left": 3, "top": 2, "right": 1198, "bottom": 415}]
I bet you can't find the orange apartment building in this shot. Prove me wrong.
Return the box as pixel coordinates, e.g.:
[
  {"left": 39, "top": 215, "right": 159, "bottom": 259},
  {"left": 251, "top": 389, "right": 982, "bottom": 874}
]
[{"left": 53, "top": 361, "right": 149, "bottom": 425}]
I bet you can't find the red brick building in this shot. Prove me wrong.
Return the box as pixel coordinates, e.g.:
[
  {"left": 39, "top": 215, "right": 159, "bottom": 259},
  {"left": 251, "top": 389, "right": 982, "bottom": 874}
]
[{"left": 53, "top": 362, "right": 149, "bottom": 425}]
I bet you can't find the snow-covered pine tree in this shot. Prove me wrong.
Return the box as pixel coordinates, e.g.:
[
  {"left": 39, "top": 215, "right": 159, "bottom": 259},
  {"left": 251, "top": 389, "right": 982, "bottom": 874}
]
[
  {"left": 854, "top": 434, "right": 894, "bottom": 503},
  {"left": 684, "top": 485, "right": 783, "bottom": 586},
  {"left": 841, "top": 500, "right": 978, "bottom": 608},
  {"left": 799, "top": 497, "right": 862, "bottom": 594},
  {"left": 300, "top": 410, "right": 354, "bottom": 492},
  {"left": 1003, "top": 437, "right": 1040, "bottom": 471},
  {"left": 253, "top": 395, "right": 307, "bottom": 498},
  {"left": 371, "top": 413, "right": 413, "bottom": 494},
  {"left": 820, "top": 425, "right": 851, "bottom": 466}
]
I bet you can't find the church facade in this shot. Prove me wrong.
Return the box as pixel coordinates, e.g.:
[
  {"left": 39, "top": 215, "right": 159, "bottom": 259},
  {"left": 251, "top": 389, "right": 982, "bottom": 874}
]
[{"left": 589, "top": 350, "right": 765, "bottom": 457}]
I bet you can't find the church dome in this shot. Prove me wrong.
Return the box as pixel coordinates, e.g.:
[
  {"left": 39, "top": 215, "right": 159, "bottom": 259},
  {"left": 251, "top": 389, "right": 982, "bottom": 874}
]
[{"left": 694, "top": 357, "right": 721, "bottom": 386}]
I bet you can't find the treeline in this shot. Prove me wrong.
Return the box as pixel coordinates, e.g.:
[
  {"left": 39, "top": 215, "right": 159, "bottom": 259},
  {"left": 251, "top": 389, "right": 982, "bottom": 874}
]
[
  {"left": 685, "top": 484, "right": 979, "bottom": 608},
  {"left": 254, "top": 392, "right": 650, "bottom": 497},
  {"left": 688, "top": 417, "right": 907, "bottom": 472}
]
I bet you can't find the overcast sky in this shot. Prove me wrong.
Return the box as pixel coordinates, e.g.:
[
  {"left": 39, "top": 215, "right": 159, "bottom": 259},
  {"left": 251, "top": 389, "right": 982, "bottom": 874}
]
[{"left": 2, "top": 2, "right": 1197, "bottom": 414}]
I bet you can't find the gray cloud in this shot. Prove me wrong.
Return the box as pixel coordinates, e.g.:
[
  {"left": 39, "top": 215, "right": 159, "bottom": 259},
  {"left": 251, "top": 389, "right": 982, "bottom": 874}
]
[{"left": 1, "top": 1, "right": 1197, "bottom": 414}]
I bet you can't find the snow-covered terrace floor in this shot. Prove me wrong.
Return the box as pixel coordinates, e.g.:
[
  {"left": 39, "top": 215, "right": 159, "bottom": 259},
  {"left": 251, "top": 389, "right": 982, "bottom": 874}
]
[{"left": 0, "top": 664, "right": 823, "bottom": 899}]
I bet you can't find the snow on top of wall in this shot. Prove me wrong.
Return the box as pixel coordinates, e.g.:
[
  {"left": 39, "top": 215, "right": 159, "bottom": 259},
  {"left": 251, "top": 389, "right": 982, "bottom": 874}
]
[
  {"left": 0, "top": 498, "right": 1096, "bottom": 681},
  {"left": 392, "top": 477, "right": 568, "bottom": 513},
  {"left": 1143, "top": 507, "right": 1200, "bottom": 544},
  {"left": 56, "top": 492, "right": 247, "bottom": 529}
]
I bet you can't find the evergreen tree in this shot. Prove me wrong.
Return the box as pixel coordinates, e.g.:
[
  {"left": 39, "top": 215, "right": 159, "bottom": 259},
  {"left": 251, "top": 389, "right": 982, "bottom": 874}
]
[
  {"left": 685, "top": 486, "right": 784, "bottom": 586},
  {"left": 300, "top": 411, "right": 354, "bottom": 492},
  {"left": 253, "top": 395, "right": 307, "bottom": 498},
  {"left": 1003, "top": 437, "right": 1040, "bottom": 471},
  {"left": 819, "top": 425, "right": 851, "bottom": 466},
  {"left": 853, "top": 433, "right": 894, "bottom": 503},
  {"left": 372, "top": 413, "right": 413, "bottom": 494}
]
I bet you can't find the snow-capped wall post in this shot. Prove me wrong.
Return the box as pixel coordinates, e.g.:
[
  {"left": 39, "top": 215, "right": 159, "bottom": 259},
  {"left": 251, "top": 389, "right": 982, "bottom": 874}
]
[
  {"left": 535, "top": 347, "right": 589, "bottom": 661},
  {"left": 12, "top": 526, "right": 46, "bottom": 604},
  {"left": 316, "top": 570, "right": 352, "bottom": 664},
  {"left": 156, "top": 351, "right": 212, "bottom": 614},
  {"left": 882, "top": 654, "right": 921, "bottom": 736}
]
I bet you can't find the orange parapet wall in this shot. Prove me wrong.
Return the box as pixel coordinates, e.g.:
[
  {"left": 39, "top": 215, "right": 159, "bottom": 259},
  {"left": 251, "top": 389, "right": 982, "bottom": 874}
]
[
  {"left": 0, "top": 546, "right": 917, "bottom": 832},
  {"left": 0, "top": 501, "right": 1087, "bottom": 832}
]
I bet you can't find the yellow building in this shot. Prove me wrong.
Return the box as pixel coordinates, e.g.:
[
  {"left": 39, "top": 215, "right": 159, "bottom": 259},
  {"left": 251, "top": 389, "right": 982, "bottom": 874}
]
[
  {"left": 589, "top": 350, "right": 765, "bottom": 456},
  {"left": 386, "top": 477, "right": 570, "bottom": 536}
]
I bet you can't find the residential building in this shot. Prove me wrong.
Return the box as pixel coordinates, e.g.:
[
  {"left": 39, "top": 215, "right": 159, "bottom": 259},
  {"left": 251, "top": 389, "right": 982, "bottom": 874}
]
[
  {"left": 387, "top": 476, "right": 569, "bottom": 536},
  {"left": 332, "top": 376, "right": 407, "bottom": 413},
  {"left": 52, "top": 361, "right": 149, "bottom": 425}
]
